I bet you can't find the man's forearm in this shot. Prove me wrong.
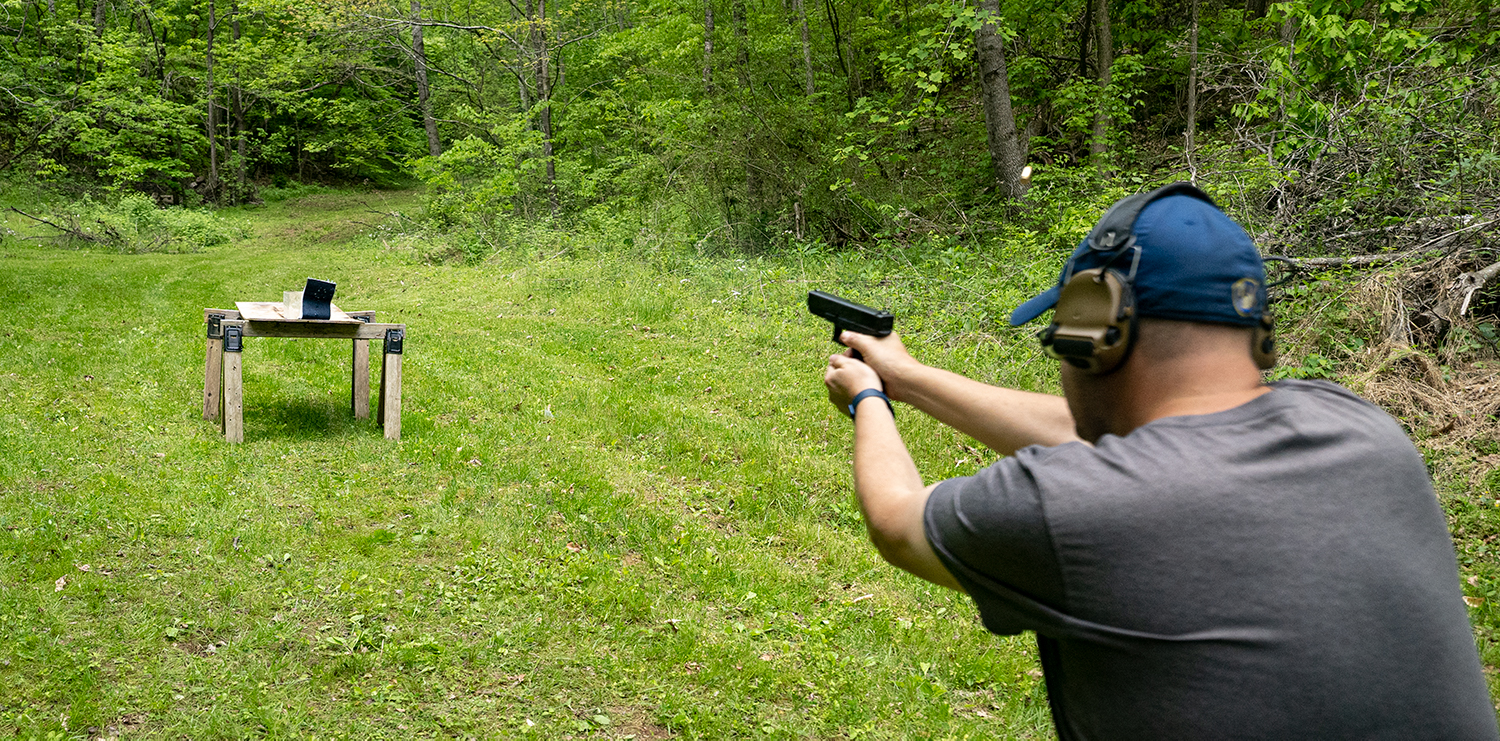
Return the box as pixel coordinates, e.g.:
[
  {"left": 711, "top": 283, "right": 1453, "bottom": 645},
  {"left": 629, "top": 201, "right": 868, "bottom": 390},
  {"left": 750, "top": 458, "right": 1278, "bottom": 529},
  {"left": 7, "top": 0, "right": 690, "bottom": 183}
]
[
  {"left": 851, "top": 396, "right": 966, "bottom": 592},
  {"left": 888, "top": 363, "right": 1080, "bottom": 455}
]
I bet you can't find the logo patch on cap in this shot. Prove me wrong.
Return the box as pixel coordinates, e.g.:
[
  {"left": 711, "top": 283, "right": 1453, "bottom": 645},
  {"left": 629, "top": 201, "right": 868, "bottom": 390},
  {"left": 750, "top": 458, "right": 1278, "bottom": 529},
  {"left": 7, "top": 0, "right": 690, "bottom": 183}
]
[{"left": 1231, "top": 278, "right": 1260, "bottom": 317}]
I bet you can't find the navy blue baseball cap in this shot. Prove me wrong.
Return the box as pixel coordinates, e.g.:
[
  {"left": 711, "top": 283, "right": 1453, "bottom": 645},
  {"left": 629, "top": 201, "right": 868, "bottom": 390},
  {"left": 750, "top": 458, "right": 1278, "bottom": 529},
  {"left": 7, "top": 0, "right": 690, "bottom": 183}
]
[{"left": 1009, "top": 190, "right": 1267, "bottom": 327}]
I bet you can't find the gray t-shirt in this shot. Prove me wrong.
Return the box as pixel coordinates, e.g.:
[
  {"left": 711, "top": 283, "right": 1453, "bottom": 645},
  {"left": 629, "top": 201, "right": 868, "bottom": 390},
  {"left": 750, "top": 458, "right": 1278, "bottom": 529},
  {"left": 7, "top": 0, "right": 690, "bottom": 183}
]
[{"left": 925, "top": 379, "right": 1497, "bottom": 739}]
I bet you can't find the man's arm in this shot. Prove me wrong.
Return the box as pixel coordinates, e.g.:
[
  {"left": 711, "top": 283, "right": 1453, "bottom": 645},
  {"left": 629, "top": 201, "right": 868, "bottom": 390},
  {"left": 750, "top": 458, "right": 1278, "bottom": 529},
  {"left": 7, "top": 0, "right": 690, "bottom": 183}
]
[
  {"left": 840, "top": 331, "right": 1081, "bottom": 455},
  {"left": 825, "top": 355, "right": 965, "bottom": 592}
]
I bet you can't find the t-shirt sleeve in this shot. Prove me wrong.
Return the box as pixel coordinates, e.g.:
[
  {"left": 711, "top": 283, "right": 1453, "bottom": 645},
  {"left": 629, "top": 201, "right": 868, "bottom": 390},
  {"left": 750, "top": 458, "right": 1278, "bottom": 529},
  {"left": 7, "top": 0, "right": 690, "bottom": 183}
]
[{"left": 924, "top": 448, "right": 1067, "bottom": 636}]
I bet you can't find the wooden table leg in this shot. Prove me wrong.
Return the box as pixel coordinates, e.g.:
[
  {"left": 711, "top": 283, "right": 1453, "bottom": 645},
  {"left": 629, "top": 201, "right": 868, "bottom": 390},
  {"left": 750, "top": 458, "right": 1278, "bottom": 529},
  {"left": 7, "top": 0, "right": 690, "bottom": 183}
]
[
  {"left": 380, "top": 328, "right": 404, "bottom": 440},
  {"left": 223, "top": 325, "right": 244, "bottom": 444},
  {"left": 349, "top": 312, "right": 374, "bottom": 420},
  {"left": 377, "top": 347, "right": 388, "bottom": 425},
  {"left": 203, "top": 313, "right": 225, "bottom": 420},
  {"left": 352, "top": 338, "right": 370, "bottom": 419}
]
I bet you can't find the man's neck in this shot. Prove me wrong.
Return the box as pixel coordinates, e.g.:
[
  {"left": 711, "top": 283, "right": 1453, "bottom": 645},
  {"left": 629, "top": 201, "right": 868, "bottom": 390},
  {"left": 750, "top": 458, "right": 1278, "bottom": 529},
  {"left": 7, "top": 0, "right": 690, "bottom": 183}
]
[{"left": 1113, "top": 353, "right": 1269, "bottom": 435}]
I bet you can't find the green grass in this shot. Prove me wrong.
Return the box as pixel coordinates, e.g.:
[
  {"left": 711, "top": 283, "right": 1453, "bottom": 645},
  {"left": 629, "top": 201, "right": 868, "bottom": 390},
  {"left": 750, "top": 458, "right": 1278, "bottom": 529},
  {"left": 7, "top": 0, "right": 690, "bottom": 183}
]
[
  {"left": 0, "top": 191, "right": 1064, "bottom": 738},
  {"left": 2, "top": 189, "right": 1495, "bottom": 738}
]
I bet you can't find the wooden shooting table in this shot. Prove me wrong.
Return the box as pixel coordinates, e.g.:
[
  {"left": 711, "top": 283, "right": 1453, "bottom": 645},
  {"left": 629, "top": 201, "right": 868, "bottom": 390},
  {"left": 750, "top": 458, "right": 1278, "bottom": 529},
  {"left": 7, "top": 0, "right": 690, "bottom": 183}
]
[{"left": 201, "top": 302, "right": 406, "bottom": 442}]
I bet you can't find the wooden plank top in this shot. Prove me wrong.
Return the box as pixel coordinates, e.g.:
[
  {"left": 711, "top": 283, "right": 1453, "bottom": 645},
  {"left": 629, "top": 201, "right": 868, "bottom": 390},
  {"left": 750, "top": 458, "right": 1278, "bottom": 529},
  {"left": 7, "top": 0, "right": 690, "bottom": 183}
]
[{"left": 234, "top": 301, "right": 362, "bottom": 324}]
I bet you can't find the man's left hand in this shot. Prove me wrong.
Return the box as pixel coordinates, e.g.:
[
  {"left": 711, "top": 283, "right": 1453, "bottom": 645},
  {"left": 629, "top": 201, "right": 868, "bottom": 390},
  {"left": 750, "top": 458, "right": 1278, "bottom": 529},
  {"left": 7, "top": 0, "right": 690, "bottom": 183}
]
[{"left": 824, "top": 352, "right": 883, "bottom": 411}]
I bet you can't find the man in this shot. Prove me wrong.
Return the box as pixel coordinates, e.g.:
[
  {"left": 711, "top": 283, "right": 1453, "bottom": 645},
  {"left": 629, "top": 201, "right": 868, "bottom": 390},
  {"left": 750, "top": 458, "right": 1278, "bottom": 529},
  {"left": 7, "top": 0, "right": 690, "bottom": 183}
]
[{"left": 822, "top": 184, "right": 1497, "bottom": 738}]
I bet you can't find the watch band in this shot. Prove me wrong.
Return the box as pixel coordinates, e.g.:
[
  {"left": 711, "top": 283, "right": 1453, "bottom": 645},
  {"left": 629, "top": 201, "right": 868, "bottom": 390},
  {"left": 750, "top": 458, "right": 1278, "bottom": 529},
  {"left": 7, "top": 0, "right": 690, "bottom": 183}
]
[{"left": 847, "top": 388, "right": 894, "bottom": 420}]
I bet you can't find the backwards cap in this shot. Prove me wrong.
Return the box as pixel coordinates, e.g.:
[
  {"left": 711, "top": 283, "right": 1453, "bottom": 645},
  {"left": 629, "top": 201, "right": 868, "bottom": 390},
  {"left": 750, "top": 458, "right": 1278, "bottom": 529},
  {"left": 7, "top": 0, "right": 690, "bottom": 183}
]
[{"left": 1010, "top": 184, "right": 1267, "bottom": 328}]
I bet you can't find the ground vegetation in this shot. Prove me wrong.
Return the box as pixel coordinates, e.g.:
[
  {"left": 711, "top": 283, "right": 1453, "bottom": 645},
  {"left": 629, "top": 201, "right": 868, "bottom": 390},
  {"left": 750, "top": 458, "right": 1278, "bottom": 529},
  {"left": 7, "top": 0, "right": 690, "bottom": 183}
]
[{"left": 3, "top": 0, "right": 1500, "bottom": 734}]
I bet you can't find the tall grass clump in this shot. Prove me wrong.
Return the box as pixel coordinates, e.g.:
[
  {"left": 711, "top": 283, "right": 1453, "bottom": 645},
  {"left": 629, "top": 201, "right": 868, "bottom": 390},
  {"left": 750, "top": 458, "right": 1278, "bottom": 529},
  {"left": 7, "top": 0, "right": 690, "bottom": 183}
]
[{"left": 6, "top": 193, "right": 246, "bottom": 253}]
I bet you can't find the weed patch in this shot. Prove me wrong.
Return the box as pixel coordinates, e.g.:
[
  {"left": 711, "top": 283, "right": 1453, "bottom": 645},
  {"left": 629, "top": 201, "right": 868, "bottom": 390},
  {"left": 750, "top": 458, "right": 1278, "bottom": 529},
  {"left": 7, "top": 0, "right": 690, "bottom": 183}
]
[
  {"left": 3, "top": 193, "right": 246, "bottom": 253},
  {"left": 3, "top": 189, "right": 1495, "bottom": 735},
  {"left": 0, "top": 190, "right": 1055, "bottom": 738}
]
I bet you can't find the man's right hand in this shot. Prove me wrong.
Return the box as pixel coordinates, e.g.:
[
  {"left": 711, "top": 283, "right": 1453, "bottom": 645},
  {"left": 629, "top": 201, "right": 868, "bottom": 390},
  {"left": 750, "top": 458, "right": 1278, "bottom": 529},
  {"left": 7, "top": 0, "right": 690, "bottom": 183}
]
[{"left": 839, "top": 330, "right": 920, "bottom": 403}]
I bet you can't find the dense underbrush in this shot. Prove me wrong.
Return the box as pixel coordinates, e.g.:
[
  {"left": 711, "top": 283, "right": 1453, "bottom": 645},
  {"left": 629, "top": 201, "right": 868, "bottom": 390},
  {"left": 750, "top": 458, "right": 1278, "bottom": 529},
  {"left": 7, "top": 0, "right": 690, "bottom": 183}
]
[{"left": 1, "top": 190, "right": 247, "bottom": 253}]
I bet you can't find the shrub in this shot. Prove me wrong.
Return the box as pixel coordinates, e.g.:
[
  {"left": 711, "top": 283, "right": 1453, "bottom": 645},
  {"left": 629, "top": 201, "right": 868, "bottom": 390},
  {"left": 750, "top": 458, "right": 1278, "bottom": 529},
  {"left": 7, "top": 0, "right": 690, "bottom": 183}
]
[{"left": 21, "top": 194, "right": 246, "bottom": 253}]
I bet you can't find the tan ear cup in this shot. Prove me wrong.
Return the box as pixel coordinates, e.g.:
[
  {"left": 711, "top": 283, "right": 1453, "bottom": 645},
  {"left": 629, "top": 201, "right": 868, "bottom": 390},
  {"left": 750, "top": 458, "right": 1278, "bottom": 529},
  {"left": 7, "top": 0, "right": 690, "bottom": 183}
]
[
  {"left": 1041, "top": 268, "right": 1136, "bottom": 374},
  {"left": 1252, "top": 313, "right": 1277, "bottom": 370}
]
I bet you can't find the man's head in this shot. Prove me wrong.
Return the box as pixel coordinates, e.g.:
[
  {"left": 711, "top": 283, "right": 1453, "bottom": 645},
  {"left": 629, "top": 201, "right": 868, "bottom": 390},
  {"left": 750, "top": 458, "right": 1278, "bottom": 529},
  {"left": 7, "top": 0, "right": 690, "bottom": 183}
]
[
  {"left": 1011, "top": 183, "right": 1274, "bottom": 375},
  {"left": 1011, "top": 184, "right": 1276, "bottom": 441}
]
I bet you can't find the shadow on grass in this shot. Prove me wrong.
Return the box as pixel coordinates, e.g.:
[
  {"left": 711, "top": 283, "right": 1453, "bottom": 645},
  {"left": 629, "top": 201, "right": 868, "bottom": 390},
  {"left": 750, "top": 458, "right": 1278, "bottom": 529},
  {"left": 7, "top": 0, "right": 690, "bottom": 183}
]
[{"left": 243, "top": 398, "right": 383, "bottom": 442}]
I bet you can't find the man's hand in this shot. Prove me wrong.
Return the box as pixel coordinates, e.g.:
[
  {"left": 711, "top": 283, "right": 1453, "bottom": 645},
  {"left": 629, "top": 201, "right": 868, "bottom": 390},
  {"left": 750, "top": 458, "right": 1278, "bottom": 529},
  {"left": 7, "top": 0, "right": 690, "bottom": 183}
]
[
  {"left": 837, "top": 331, "right": 921, "bottom": 403},
  {"left": 823, "top": 353, "right": 883, "bottom": 411}
]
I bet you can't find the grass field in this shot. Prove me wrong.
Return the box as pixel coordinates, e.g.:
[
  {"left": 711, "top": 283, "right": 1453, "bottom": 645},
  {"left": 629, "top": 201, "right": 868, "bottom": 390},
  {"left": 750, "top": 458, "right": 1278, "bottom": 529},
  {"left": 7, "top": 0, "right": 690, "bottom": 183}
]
[
  {"left": 1, "top": 190, "right": 1496, "bottom": 739},
  {"left": 0, "top": 191, "right": 1068, "bottom": 739}
]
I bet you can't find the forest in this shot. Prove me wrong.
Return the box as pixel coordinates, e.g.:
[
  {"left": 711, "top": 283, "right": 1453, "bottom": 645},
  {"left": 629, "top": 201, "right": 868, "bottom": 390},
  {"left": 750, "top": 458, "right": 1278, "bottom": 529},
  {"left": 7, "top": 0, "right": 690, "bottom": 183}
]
[
  {"left": 2, "top": 0, "right": 1500, "bottom": 735},
  {"left": 6, "top": 0, "right": 1498, "bottom": 499},
  {"left": 0, "top": 0, "right": 1494, "bottom": 239}
]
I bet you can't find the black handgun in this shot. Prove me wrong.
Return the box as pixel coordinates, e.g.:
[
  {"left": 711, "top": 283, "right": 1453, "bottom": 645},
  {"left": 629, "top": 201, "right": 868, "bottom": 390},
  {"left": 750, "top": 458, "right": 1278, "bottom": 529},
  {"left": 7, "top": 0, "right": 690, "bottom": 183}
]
[{"left": 807, "top": 290, "right": 894, "bottom": 360}]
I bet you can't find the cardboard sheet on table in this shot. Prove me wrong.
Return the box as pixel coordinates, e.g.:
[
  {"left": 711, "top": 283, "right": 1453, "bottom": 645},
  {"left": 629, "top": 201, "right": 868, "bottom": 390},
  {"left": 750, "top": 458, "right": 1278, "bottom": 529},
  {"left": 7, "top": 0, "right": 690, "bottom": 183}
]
[{"left": 234, "top": 301, "right": 360, "bottom": 323}]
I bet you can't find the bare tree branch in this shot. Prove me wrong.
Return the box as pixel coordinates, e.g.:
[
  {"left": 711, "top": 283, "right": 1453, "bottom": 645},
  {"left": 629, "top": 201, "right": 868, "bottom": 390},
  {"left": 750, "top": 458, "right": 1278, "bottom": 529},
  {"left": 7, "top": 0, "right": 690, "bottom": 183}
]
[{"left": 7, "top": 207, "right": 105, "bottom": 244}]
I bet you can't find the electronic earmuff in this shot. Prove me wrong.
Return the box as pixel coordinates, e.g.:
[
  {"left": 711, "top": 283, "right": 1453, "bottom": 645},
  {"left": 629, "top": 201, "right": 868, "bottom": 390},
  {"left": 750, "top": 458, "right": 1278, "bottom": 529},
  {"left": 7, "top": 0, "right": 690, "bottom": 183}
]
[
  {"left": 1039, "top": 268, "right": 1137, "bottom": 373},
  {"left": 1251, "top": 313, "right": 1277, "bottom": 370},
  {"left": 1037, "top": 182, "right": 1278, "bottom": 375}
]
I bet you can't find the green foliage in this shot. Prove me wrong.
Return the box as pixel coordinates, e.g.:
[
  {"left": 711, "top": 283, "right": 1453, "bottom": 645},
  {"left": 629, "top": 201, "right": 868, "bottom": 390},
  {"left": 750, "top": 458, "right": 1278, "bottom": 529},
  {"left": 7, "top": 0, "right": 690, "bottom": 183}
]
[
  {"left": 5, "top": 0, "right": 1499, "bottom": 243},
  {"left": 0, "top": 0, "right": 430, "bottom": 201},
  {"left": 12, "top": 194, "right": 247, "bottom": 253},
  {"left": 259, "top": 181, "right": 339, "bottom": 203},
  {"left": 416, "top": 125, "right": 540, "bottom": 229},
  {"left": 1267, "top": 352, "right": 1341, "bottom": 380},
  {"left": 0, "top": 192, "right": 1066, "bottom": 737},
  {"left": 1224, "top": 0, "right": 1500, "bottom": 241}
]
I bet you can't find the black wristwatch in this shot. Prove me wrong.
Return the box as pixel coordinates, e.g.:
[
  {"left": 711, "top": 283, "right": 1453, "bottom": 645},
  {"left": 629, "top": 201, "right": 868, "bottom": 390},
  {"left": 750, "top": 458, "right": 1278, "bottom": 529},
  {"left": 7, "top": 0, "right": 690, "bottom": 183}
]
[{"left": 847, "top": 388, "right": 894, "bottom": 420}]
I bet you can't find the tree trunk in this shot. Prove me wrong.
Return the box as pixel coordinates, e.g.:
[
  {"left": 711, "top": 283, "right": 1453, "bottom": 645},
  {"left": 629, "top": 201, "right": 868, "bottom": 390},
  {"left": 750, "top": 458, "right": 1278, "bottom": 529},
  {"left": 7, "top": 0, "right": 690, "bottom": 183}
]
[
  {"left": 975, "top": 0, "right": 1027, "bottom": 200},
  {"left": 520, "top": 0, "right": 534, "bottom": 119},
  {"left": 794, "top": 188, "right": 805, "bottom": 241},
  {"left": 515, "top": 1, "right": 533, "bottom": 217},
  {"left": 825, "top": 0, "right": 854, "bottom": 109},
  {"left": 412, "top": 0, "right": 440, "bottom": 156},
  {"left": 796, "top": 0, "right": 813, "bottom": 95},
  {"left": 1280, "top": 13, "right": 1299, "bottom": 44},
  {"left": 1185, "top": 0, "right": 1198, "bottom": 181},
  {"left": 532, "top": 0, "right": 557, "bottom": 215},
  {"left": 703, "top": 0, "right": 714, "bottom": 94},
  {"left": 205, "top": 0, "right": 219, "bottom": 197},
  {"left": 232, "top": 1, "right": 246, "bottom": 196},
  {"left": 1271, "top": 13, "right": 1298, "bottom": 170},
  {"left": 1090, "top": 0, "right": 1112, "bottom": 173},
  {"left": 733, "top": 0, "right": 749, "bottom": 88},
  {"left": 732, "top": 0, "right": 758, "bottom": 217},
  {"left": 1077, "top": 0, "right": 1091, "bottom": 77},
  {"left": 93, "top": 0, "right": 106, "bottom": 37},
  {"left": 1246, "top": 0, "right": 1269, "bottom": 20}
]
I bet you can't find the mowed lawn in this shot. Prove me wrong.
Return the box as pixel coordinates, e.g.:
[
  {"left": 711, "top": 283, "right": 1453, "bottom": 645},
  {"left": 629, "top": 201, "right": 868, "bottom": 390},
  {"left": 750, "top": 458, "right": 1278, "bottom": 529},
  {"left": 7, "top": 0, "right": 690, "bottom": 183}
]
[{"left": 0, "top": 192, "right": 1063, "bottom": 739}]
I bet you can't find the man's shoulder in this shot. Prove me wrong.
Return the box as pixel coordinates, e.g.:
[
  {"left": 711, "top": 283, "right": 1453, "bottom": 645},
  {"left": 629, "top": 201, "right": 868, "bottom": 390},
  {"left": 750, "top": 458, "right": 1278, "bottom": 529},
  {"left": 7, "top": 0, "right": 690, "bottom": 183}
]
[
  {"left": 1133, "top": 378, "right": 1403, "bottom": 444},
  {"left": 1264, "top": 377, "right": 1376, "bottom": 406},
  {"left": 1005, "top": 377, "right": 1420, "bottom": 490}
]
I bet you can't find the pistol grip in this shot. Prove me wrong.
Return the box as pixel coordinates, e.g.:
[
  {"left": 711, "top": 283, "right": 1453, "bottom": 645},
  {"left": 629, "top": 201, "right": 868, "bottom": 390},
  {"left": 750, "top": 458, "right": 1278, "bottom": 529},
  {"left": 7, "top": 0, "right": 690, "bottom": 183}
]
[{"left": 834, "top": 324, "right": 870, "bottom": 361}]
